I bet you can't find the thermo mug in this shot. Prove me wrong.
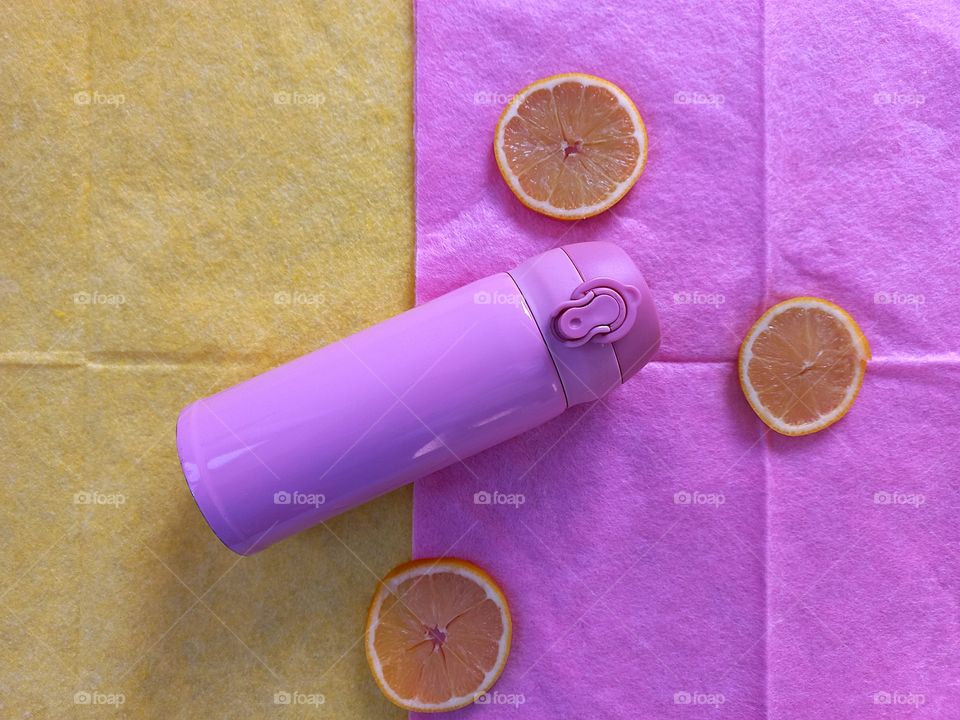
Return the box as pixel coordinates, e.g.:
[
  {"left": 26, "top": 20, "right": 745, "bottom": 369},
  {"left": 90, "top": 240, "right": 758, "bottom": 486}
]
[{"left": 176, "top": 241, "right": 660, "bottom": 554}]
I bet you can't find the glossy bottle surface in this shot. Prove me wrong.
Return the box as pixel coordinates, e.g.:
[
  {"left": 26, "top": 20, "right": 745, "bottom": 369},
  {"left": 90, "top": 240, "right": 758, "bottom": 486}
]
[{"left": 177, "top": 272, "right": 565, "bottom": 554}]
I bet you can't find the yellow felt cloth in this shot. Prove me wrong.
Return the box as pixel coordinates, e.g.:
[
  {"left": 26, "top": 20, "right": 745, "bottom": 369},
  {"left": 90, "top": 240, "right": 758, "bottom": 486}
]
[{"left": 0, "top": 2, "right": 412, "bottom": 717}]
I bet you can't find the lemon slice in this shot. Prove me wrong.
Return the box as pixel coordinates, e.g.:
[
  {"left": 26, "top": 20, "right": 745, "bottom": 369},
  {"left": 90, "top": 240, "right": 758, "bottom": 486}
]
[{"left": 495, "top": 73, "right": 647, "bottom": 219}]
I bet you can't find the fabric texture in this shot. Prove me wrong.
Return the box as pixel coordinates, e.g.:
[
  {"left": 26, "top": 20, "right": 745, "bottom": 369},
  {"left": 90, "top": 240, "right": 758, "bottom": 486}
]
[
  {"left": 413, "top": 1, "right": 960, "bottom": 717},
  {"left": 1, "top": 2, "right": 412, "bottom": 718}
]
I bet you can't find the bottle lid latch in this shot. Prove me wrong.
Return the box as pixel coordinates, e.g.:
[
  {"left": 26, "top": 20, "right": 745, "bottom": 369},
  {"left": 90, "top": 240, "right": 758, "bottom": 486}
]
[{"left": 551, "top": 278, "right": 642, "bottom": 347}]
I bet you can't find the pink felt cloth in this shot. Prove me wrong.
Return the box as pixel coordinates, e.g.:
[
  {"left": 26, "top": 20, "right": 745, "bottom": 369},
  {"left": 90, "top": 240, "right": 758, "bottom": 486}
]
[{"left": 413, "top": 1, "right": 960, "bottom": 717}]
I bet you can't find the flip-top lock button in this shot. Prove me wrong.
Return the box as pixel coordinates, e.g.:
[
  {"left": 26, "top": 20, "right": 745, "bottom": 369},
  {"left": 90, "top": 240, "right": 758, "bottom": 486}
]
[{"left": 551, "top": 277, "right": 642, "bottom": 347}]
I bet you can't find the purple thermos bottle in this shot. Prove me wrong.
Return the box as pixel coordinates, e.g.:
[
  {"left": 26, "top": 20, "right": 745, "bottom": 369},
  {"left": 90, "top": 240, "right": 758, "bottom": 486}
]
[{"left": 176, "top": 241, "right": 660, "bottom": 554}]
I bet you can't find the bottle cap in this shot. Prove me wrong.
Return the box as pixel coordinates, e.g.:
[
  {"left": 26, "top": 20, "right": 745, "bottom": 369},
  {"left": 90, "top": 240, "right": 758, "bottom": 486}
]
[{"left": 509, "top": 241, "right": 660, "bottom": 406}]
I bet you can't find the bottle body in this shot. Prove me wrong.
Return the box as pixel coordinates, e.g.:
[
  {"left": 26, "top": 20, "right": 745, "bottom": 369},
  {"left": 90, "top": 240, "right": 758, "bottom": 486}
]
[{"left": 177, "top": 273, "right": 566, "bottom": 554}]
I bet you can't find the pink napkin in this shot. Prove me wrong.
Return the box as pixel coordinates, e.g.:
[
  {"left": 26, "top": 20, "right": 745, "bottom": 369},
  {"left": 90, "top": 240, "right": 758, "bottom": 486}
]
[{"left": 413, "top": 1, "right": 960, "bottom": 717}]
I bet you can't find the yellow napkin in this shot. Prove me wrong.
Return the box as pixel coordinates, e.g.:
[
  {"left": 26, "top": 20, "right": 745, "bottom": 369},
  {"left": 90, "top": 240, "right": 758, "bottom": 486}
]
[{"left": 1, "top": 2, "right": 411, "bottom": 717}]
